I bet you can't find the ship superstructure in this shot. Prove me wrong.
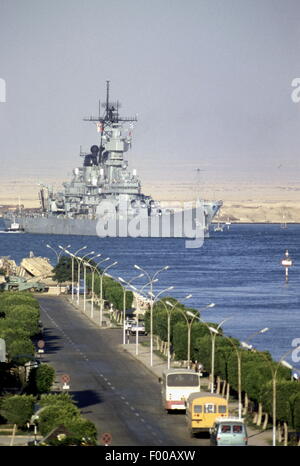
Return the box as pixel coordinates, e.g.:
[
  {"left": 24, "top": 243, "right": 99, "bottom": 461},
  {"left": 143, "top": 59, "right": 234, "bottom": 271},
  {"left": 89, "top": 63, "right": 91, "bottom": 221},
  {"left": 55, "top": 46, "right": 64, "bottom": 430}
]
[{"left": 41, "top": 81, "right": 161, "bottom": 220}]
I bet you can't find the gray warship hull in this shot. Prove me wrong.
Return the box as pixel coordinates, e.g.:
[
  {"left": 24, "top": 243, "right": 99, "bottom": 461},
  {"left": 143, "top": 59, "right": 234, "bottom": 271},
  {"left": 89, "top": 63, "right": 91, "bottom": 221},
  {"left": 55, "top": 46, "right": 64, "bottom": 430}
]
[{"left": 3, "top": 202, "right": 221, "bottom": 238}]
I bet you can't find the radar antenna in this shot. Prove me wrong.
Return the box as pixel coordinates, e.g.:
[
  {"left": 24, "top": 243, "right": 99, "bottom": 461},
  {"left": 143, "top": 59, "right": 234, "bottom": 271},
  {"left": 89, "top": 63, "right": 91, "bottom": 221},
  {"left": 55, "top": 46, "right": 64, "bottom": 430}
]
[{"left": 83, "top": 81, "right": 138, "bottom": 126}]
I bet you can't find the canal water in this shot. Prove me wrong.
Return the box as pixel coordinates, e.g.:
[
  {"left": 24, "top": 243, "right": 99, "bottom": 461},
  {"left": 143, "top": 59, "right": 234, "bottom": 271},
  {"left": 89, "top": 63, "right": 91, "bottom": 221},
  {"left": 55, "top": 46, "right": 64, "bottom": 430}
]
[{"left": 0, "top": 221, "right": 299, "bottom": 369}]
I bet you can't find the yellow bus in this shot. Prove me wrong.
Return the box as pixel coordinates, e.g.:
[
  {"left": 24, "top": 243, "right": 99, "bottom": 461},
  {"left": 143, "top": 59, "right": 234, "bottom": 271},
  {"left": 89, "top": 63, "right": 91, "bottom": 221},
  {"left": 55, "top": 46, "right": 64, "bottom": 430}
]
[{"left": 185, "top": 392, "right": 228, "bottom": 436}]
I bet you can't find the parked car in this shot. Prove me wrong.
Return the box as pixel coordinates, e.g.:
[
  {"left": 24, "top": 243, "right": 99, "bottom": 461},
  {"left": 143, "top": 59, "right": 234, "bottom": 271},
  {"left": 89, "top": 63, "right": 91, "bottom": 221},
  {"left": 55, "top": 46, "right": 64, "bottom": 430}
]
[
  {"left": 210, "top": 417, "right": 248, "bottom": 446},
  {"left": 130, "top": 321, "right": 147, "bottom": 336}
]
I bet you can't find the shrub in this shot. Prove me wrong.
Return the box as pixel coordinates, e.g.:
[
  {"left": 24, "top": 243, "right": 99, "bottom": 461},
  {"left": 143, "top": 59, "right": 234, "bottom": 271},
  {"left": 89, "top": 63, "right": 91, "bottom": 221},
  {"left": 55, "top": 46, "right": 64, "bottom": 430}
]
[
  {"left": 37, "top": 403, "right": 81, "bottom": 437},
  {"left": 39, "top": 393, "right": 74, "bottom": 407},
  {"left": 7, "top": 338, "right": 35, "bottom": 365},
  {"left": 5, "top": 308, "right": 40, "bottom": 337},
  {"left": 64, "top": 417, "right": 97, "bottom": 444},
  {"left": 0, "top": 395, "right": 35, "bottom": 427},
  {"left": 27, "top": 364, "right": 55, "bottom": 394},
  {"left": 0, "top": 293, "right": 39, "bottom": 314}
]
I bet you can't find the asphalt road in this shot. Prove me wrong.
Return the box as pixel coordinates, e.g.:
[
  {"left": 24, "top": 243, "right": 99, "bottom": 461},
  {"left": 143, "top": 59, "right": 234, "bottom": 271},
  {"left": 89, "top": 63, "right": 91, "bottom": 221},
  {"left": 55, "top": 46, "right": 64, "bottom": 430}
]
[{"left": 36, "top": 296, "right": 210, "bottom": 447}]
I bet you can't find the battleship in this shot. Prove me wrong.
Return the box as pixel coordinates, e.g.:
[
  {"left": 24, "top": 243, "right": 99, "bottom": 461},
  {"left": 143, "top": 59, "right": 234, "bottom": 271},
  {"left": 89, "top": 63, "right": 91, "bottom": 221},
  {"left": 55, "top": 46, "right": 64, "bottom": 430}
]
[{"left": 3, "top": 82, "right": 222, "bottom": 239}]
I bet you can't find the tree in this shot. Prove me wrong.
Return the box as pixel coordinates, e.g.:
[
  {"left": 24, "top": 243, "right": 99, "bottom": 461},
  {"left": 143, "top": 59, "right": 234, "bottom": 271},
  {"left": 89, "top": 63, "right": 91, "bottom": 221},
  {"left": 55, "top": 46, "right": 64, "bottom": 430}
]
[
  {"left": 37, "top": 403, "right": 81, "bottom": 437},
  {"left": 90, "top": 274, "right": 133, "bottom": 310},
  {"left": 0, "top": 395, "right": 35, "bottom": 427},
  {"left": 64, "top": 417, "right": 97, "bottom": 445},
  {"left": 52, "top": 256, "right": 74, "bottom": 283}
]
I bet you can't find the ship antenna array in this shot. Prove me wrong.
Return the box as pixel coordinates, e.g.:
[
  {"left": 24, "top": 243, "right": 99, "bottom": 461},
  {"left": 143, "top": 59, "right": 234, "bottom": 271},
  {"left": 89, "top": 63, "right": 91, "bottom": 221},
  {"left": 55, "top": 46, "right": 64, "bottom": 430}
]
[{"left": 83, "top": 81, "right": 138, "bottom": 125}]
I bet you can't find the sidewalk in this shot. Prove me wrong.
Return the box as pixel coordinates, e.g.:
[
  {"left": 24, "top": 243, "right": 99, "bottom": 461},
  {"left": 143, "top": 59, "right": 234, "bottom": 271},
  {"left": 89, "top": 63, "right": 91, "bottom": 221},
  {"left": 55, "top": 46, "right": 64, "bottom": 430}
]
[{"left": 65, "top": 294, "right": 273, "bottom": 447}]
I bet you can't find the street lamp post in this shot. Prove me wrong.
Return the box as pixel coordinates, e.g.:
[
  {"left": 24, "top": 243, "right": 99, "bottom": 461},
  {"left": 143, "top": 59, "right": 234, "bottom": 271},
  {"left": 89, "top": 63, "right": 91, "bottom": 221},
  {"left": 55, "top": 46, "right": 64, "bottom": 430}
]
[
  {"left": 47, "top": 243, "right": 71, "bottom": 293},
  {"left": 133, "top": 265, "right": 171, "bottom": 367},
  {"left": 118, "top": 274, "right": 145, "bottom": 345},
  {"left": 82, "top": 254, "right": 101, "bottom": 313},
  {"left": 184, "top": 303, "right": 215, "bottom": 370},
  {"left": 58, "top": 245, "right": 87, "bottom": 301},
  {"left": 196, "top": 317, "right": 233, "bottom": 393},
  {"left": 257, "top": 346, "right": 300, "bottom": 446},
  {"left": 147, "top": 286, "right": 174, "bottom": 366},
  {"left": 98, "top": 261, "right": 118, "bottom": 327},
  {"left": 47, "top": 243, "right": 71, "bottom": 264},
  {"left": 82, "top": 256, "right": 110, "bottom": 320},
  {"left": 76, "top": 251, "right": 95, "bottom": 306},
  {"left": 162, "top": 295, "right": 192, "bottom": 370},
  {"left": 218, "top": 327, "right": 269, "bottom": 419}
]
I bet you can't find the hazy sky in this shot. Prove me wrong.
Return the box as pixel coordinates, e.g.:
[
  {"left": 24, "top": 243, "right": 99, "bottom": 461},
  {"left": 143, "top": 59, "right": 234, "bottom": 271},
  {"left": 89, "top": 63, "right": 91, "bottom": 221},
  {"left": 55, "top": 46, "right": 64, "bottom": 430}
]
[{"left": 1, "top": 0, "right": 300, "bottom": 198}]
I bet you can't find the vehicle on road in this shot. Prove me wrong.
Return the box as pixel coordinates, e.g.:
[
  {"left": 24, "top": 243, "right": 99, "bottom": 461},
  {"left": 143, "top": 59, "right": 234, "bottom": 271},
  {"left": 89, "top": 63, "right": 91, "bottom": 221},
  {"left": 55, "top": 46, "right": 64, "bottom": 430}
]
[
  {"left": 210, "top": 417, "right": 248, "bottom": 446},
  {"left": 161, "top": 369, "right": 201, "bottom": 412},
  {"left": 185, "top": 393, "right": 228, "bottom": 436},
  {"left": 130, "top": 321, "right": 147, "bottom": 336}
]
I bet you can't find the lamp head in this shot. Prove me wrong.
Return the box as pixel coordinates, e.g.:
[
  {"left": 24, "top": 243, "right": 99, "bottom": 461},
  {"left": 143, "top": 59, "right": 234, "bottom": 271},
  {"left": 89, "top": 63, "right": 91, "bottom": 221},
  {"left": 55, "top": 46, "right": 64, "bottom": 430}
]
[
  {"left": 281, "top": 360, "right": 293, "bottom": 370},
  {"left": 209, "top": 326, "right": 219, "bottom": 334}
]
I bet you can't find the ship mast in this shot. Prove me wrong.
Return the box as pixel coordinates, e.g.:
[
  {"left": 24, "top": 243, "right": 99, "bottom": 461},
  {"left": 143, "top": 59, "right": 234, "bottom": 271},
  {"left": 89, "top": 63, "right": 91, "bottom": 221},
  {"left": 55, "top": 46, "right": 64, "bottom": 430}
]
[{"left": 83, "top": 81, "right": 137, "bottom": 126}]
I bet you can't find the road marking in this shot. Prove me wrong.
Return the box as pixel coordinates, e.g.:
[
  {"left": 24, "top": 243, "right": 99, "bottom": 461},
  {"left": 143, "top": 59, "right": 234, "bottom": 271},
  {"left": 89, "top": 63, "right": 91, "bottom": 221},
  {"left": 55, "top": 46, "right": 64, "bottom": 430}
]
[{"left": 40, "top": 303, "right": 148, "bottom": 434}]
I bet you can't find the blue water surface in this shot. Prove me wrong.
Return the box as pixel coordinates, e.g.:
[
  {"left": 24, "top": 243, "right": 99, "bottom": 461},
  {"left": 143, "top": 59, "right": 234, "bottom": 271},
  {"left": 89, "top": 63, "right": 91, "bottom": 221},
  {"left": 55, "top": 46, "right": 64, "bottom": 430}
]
[{"left": 0, "top": 220, "right": 299, "bottom": 369}]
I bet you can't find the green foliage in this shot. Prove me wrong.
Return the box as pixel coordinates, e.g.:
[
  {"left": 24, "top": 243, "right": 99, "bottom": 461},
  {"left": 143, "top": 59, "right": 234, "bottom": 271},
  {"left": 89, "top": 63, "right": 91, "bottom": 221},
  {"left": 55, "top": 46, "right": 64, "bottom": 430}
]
[
  {"left": 37, "top": 403, "right": 81, "bottom": 437},
  {"left": 0, "top": 292, "right": 39, "bottom": 314},
  {"left": 64, "top": 418, "right": 97, "bottom": 444},
  {"left": 172, "top": 320, "right": 210, "bottom": 360},
  {"left": 261, "top": 380, "right": 300, "bottom": 424},
  {"left": 194, "top": 334, "right": 212, "bottom": 370},
  {"left": 0, "top": 326, "right": 30, "bottom": 346},
  {"left": 5, "top": 308, "right": 39, "bottom": 337},
  {"left": 0, "top": 293, "right": 40, "bottom": 365},
  {"left": 39, "top": 393, "right": 74, "bottom": 407},
  {"left": 89, "top": 274, "right": 133, "bottom": 310},
  {"left": 0, "top": 395, "right": 35, "bottom": 427},
  {"left": 27, "top": 364, "right": 55, "bottom": 394},
  {"left": 52, "top": 256, "right": 74, "bottom": 283},
  {"left": 7, "top": 338, "right": 35, "bottom": 365},
  {"left": 37, "top": 392, "right": 98, "bottom": 445},
  {"left": 290, "top": 394, "right": 300, "bottom": 431}
]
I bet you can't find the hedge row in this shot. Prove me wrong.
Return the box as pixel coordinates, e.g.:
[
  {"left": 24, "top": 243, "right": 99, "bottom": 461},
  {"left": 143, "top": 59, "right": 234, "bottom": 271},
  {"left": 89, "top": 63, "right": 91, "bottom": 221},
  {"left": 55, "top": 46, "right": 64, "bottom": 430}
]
[
  {"left": 0, "top": 291, "right": 98, "bottom": 444},
  {"left": 0, "top": 292, "right": 41, "bottom": 365}
]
